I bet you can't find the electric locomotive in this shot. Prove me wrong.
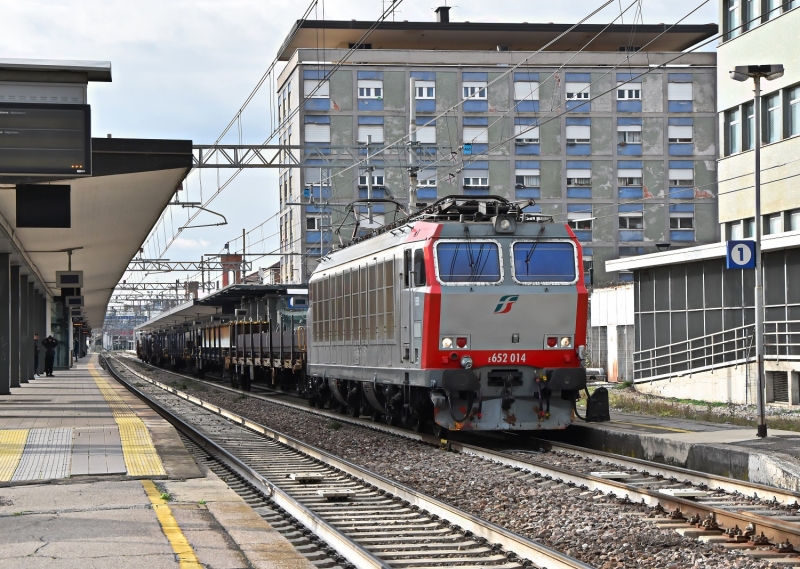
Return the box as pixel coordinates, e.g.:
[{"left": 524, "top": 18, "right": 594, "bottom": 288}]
[{"left": 306, "top": 195, "right": 603, "bottom": 433}]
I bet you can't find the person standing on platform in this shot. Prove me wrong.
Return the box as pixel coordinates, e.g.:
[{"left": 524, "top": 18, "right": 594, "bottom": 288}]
[
  {"left": 43, "top": 335, "right": 58, "bottom": 377},
  {"left": 34, "top": 333, "right": 40, "bottom": 377}
]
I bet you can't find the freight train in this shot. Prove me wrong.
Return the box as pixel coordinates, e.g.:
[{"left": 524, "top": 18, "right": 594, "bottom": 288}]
[{"left": 136, "top": 195, "right": 609, "bottom": 435}]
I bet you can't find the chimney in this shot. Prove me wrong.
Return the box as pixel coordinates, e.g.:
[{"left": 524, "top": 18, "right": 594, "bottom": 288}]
[{"left": 435, "top": 6, "right": 450, "bottom": 23}]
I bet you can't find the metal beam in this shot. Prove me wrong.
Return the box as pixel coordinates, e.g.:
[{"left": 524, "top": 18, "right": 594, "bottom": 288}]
[
  {"left": 126, "top": 260, "right": 253, "bottom": 272},
  {"left": 114, "top": 283, "right": 188, "bottom": 291},
  {"left": 192, "top": 144, "right": 447, "bottom": 169}
]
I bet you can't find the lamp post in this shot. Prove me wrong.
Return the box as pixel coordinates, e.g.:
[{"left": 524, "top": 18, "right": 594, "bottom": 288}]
[{"left": 729, "top": 64, "right": 784, "bottom": 438}]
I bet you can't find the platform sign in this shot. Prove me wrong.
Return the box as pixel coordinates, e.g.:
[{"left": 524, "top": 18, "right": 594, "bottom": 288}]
[
  {"left": 463, "top": 143, "right": 473, "bottom": 156},
  {"left": 56, "top": 271, "right": 83, "bottom": 288},
  {"left": 0, "top": 103, "right": 91, "bottom": 177},
  {"left": 726, "top": 240, "right": 756, "bottom": 269},
  {"left": 64, "top": 295, "right": 84, "bottom": 307}
]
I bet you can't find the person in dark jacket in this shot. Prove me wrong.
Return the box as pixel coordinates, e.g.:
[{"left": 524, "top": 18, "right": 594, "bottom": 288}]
[
  {"left": 34, "top": 333, "right": 40, "bottom": 377},
  {"left": 42, "top": 335, "right": 58, "bottom": 377}
]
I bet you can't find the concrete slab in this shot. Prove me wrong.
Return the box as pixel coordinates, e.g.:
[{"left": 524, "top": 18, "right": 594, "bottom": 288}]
[{"left": 162, "top": 471, "right": 315, "bottom": 569}]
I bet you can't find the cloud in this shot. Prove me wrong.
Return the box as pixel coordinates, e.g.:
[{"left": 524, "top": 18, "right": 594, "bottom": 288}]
[{"left": 172, "top": 237, "right": 210, "bottom": 251}]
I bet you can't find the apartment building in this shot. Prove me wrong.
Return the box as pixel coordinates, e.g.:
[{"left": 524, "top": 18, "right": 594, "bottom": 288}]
[{"left": 274, "top": 13, "right": 719, "bottom": 284}]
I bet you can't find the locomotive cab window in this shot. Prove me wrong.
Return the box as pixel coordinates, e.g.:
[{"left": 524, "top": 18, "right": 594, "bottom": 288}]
[
  {"left": 435, "top": 240, "right": 502, "bottom": 284},
  {"left": 413, "top": 249, "right": 426, "bottom": 287},
  {"left": 511, "top": 241, "right": 577, "bottom": 284}
]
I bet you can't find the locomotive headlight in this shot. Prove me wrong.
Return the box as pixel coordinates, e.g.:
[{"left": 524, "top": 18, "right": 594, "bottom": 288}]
[
  {"left": 460, "top": 355, "right": 473, "bottom": 369},
  {"left": 499, "top": 219, "right": 511, "bottom": 230},
  {"left": 560, "top": 336, "right": 572, "bottom": 348},
  {"left": 441, "top": 337, "right": 453, "bottom": 348}
]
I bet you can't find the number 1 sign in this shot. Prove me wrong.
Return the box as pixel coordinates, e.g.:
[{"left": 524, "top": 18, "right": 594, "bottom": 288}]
[{"left": 726, "top": 240, "right": 756, "bottom": 269}]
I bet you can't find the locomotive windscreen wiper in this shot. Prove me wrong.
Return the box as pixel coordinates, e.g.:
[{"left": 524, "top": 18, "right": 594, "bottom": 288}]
[{"left": 523, "top": 225, "right": 547, "bottom": 277}]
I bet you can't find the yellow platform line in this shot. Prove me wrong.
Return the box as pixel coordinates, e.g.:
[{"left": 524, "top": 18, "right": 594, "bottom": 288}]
[
  {"left": 0, "top": 430, "right": 30, "bottom": 481},
  {"left": 611, "top": 420, "right": 692, "bottom": 433},
  {"left": 141, "top": 479, "right": 202, "bottom": 568},
  {"left": 88, "top": 364, "right": 166, "bottom": 476}
]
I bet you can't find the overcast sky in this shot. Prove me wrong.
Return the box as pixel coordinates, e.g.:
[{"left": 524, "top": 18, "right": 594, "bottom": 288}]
[{"left": 5, "top": 0, "right": 718, "bottom": 286}]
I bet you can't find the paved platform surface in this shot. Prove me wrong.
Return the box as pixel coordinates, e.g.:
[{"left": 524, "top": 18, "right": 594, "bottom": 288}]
[
  {"left": 0, "top": 354, "right": 314, "bottom": 569},
  {"left": 543, "top": 409, "right": 800, "bottom": 492}
]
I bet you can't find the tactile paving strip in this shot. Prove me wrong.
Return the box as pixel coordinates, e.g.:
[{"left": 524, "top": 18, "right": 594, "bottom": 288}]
[
  {"left": 12, "top": 428, "right": 73, "bottom": 481},
  {"left": 88, "top": 365, "right": 166, "bottom": 476},
  {"left": 0, "top": 429, "right": 29, "bottom": 481}
]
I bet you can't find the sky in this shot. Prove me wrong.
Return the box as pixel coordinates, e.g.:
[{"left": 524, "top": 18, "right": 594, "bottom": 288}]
[{"left": 4, "top": 0, "right": 719, "bottom": 290}]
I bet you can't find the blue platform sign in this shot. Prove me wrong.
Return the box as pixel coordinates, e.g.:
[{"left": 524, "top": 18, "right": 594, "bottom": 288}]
[
  {"left": 726, "top": 240, "right": 756, "bottom": 269},
  {"left": 463, "top": 143, "right": 472, "bottom": 156}
]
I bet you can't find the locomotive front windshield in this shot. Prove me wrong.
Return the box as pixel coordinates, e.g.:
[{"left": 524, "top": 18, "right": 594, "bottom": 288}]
[
  {"left": 435, "top": 241, "right": 501, "bottom": 283},
  {"left": 512, "top": 241, "right": 577, "bottom": 283}
]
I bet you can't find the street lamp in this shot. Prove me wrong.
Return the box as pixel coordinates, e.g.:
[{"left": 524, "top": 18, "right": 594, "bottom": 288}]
[{"left": 729, "top": 64, "right": 784, "bottom": 438}]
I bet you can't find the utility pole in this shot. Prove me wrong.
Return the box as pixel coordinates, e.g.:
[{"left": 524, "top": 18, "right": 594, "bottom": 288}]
[
  {"left": 408, "top": 77, "right": 418, "bottom": 210},
  {"left": 366, "top": 135, "right": 374, "bottom": 224},
  {"left": 241, "top": 228, "right": 246, "bottom": 284}
]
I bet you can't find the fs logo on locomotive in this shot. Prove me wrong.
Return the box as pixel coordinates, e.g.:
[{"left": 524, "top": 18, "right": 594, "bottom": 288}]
[{"left": 494, "top": 295, "right": 519, "bottom": 314}]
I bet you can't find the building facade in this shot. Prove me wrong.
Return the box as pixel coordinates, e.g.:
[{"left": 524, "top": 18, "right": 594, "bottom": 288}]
[
  {"left": 274, "top": 18, "right": 719, "bottom": 285},
  {"left": 605, "top": 2, "right": 800, "bottom": 405}
]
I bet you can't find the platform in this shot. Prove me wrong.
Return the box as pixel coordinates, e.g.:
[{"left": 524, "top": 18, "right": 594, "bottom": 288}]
[
  {"left": 543, "top": 410, "right": 800, "bottom": 492},
  {"left": 0, "top": 355, "right": 315, "bottom": 569}
]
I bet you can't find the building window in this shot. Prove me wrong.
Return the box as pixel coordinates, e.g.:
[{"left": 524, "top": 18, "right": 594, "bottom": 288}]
[
  {"left": 669, "top": 167, "right": 694, "bottom": 186},
  {"left": 744, "top": 0, "right": 757, "bottom": 30},
  {"left": 568, "top": 211, "right": 593, "bottom": 230},
  {"left": 729, "top": 218, "right": 756, "bottom": 239},
  {"left": 670, "top": 213, "right": 694, "bottom": 229},
  {"left": 306, "top": 216, "right": 321, "bottom": 231},
  {"left": 514, "top": 124, "right": 539, "bottom": 144},
  {"left": 619, "top": 213, "right": 644, "bottom": 230},
  {"left": 789, "top": 209, "right": 800, "bottom": 231},
  {"left": 667, "top": 82, "right": 693, "bottom": 102},
  {"left": 668, "top": 124, "right": 693, "bottom": 143},
  {"left": 566, "top": 168, "right": 592, "bottom": 186},
  {"left": 789, "top": 85, "right": 800, "bottom": 137},
  {"left": 303, "top": 80, "right": 329, "bottom": 98},
  {"left": 617, "top": 83, "right": 641, "bottom": 100},
  {"left": 415, "top": 81, "right": 435, "bottom": 99},
  {"left": 618, "top": 128, "right": 642, "bottom": 144},
  {"left": 418, "top": 176, "right": 437, "bottom": 187},
  {"left": 766, "top": 0, "right": 782, "bottom": 20},
  {"left": 766, "top": 92, "right": 781, "bottom": 143},
  {"left": 358, "top": 172, "right": 385, "bottom": 187},
  {"left": 726, "top": 0, "right": 740, "bottom": 40},
  {"left": 566, "top": 82, "right": 590, "bottom": 100},
  {"left": 515, "top": 171, "right": 541, "bottom": 188},
  {"left": 304, "top": 122, "right": 331, "bottom": 143},
  {"left": 764, "top": 213, "right": 782, "bottom": 234},
  {"left": 743, "top": 101, "right": 756, "bottom": 150},
  {"left": 463, "top": 172, "right": 489, "bottom": 188},
  {"left": 357, "top": 124, "right": 384, "bottom": 144},
  {"left": 415, "top": 125, "right": 436, "bottom": 144},
  {"left": 726, "top": 108, "right": 741, "bottom": 155},
  {"left": 357, "top": 80, "right": 383, "bottom": 99},
  {"left": 463, "top": 82, "right": 487, "bottom": 100},
  {"left": 617, "top": 171, "right": 643, "bottom": 187},
  {"left": 514, "top": 81, "right": 539, "bottom": 101},
  {"left": 566, "top": 124, "right": 590, "bottom": 144},
  {"left": 463, "top": 126, "right": 488, "bottom": 144}
]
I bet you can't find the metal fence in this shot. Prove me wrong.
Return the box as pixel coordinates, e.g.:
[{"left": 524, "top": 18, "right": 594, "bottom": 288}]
[{"left": 634, "top": 320, "right": 800, "bottom": 381}]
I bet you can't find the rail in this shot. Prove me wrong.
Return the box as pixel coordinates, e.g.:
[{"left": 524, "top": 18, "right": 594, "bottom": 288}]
[{"left": 633, "top": 320, "right": 800, "bottom": 382}]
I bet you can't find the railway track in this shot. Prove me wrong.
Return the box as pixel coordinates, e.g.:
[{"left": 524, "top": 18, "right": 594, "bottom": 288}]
[
  {"left": 113, "top": 355, "right": 800, "bottom": 565},
  {"left": 103, "top": 355, "right": 591, "bottom": 569}
]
